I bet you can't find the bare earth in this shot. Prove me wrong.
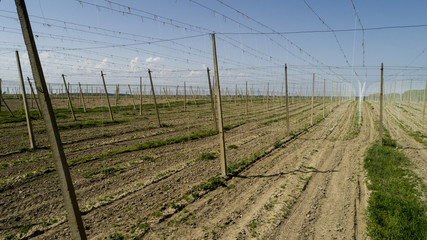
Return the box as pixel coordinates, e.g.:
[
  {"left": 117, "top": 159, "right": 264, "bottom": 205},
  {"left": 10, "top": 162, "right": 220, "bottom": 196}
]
[{"left": 1, "top": 97, "right": 425, "bottom": 239}]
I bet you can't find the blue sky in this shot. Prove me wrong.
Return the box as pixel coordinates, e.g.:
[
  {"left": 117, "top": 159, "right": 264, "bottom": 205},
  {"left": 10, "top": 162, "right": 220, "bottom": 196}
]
[{"left": 1, "top": 0, "right": 426, "bottom": 96}]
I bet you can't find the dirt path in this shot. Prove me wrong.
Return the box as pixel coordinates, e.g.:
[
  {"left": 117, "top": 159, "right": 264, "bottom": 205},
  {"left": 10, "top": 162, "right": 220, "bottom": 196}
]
[{"left": 140, "top": 101, "right": 374, "bottom": 239}]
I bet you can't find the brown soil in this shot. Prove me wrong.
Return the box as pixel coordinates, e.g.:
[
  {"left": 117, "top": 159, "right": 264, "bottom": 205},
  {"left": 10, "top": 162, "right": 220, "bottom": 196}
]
[{"left": 0, "top": 98, "right": 384, "bottom": 239}]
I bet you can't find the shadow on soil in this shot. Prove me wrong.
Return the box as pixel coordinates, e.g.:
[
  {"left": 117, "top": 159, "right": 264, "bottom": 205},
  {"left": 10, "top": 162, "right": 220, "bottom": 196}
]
[{"left": 232, "top": 169, "right": 338, "bottom": 179}]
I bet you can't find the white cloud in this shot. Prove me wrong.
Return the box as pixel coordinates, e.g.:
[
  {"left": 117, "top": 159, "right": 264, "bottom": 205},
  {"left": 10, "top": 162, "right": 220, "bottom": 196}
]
[
  {"left": 145, "top": 57, "right": 160, "bottom": 63},
  {"left": 130, "top": 57, "right": 139, "bottom": 71},
  {"left": 187, "top": 70, "right": 202, "bottom": 77},
  {"left": 96, "top": 58, "right": 108, "bottom": 69}
]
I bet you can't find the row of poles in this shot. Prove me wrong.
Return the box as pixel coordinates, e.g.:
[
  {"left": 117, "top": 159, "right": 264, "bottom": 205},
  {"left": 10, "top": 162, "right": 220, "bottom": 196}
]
[
  {"left": 378, "top": 64, "right": 427, "bottom": 146},
  {"left": 11, "top": 0, "right": 355, "bottom": 238},
  {"left": 7, "top": 58, "right": 353, "bottom": 151}
]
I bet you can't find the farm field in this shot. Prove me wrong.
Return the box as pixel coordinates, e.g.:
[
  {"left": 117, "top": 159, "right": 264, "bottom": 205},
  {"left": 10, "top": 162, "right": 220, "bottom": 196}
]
[
  {"left": 0, "top": 95, "right": 366, "bottom": 239},
  {"left": 5, "top": 93, "right": 422, "bottom": 239},
  {"left": 1, "top": 1, "right": 427, "bottom": 239}
]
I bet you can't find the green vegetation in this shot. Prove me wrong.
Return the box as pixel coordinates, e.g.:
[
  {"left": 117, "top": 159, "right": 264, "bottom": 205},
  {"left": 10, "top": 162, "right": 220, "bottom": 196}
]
[
  {"left": 345, "top": 102, "right": 361, "bottom": 140},
  {"left": 227, "top": 144, "right": 238, "bottom": 150},
  {"left": 196, "top": 152, "right": 217, "bottom": 161},
  {"left": 364, "top": 128, "right": 427, "bottom": 239},
  {"left": 109, "top": 232, "right": 125, "bottom": 240},
  {"left": 0, "top": 162, "right": 9, "bottom": 169},
  {"left": 409, "top": 131, "right": 427, "bottom": 146},
  {"left": 140, "top": 156, "right": 156, "bottom": 162},
  {"left": 100, "top": 167, "right": 118, "bottom": 175},
  {"left": 57, "top": 119, "right": 129, "bottom": 130},
  {"left": 189, "top": 176, "right": 226, "bottom": 199},
  {"left": 227, "top": 151, "right": 263, "bottom": 176},
  {"left": 68, "top": 128, "right": 219, "bottom": 166},
  {"left": 19, "top": 223, "right": 32, "bottom": 234}
]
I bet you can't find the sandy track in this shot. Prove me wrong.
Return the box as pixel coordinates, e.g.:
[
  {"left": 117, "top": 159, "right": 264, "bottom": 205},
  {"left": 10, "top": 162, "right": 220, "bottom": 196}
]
[{"left": 139, "top": 101, "right": 375, "bottom": 239}]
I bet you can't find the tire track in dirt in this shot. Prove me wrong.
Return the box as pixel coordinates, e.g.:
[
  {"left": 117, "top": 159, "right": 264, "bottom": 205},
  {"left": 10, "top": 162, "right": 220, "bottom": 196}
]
[
  {"left": 266, "top": 102, "right": 374, "bottom": 240},
  {"left": 139, "top": 102, "right": 354, "bottom": 239}
]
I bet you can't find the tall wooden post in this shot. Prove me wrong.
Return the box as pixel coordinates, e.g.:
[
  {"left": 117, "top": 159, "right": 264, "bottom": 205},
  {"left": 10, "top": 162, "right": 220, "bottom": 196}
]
[
  {"left": 323, "top": 78, "right": 325, "bottom": 118},
  {"left": 148, "top": 69, "right": 161, "bottom": 127},
  {"left": 115, "top": 84, "right": 119, "bottom": 106},
  {"left": 0, "top": 78, "right": 2, "bottom": 112},
  {"left": 15, "top": 1, "right": 87, "bottom": 238},
  {"left": 0, "top": 95, "right": 14, "bottom": 117},
  {"left": 163, "top": 88, "right": 171, "bottom": 109},
  {"left": 184, "top": 81, "right": 187, "bottom": 111},
  {"left": 207, "top": 68, "right": 218, "bottom": 130},
  {"left": 267, "top": 83, "right": 270, "bottom": 111},
  {"left": 16, "top": 51, "right": 35, "bottom": 149},
  {"left": 139, "top": 77, "right": 143, "bottom": 116},
  {"left": 311, "top": 73, "right": 315, "bottom": 125},
  {"left": 27, "top": 77, "right": 41, "bottom": 116},
  {"left": 211, "top": 33, "right": 227, "bottom": 177},
  {"left": 422, "top": 79, "right": 426, "bottom": 121},
  {"left": 292, "top": 83, "right": 295, "bottom": 105},
  {"left": 246, "top": 81, "right": 248, "bottom": 115},
  {"left": 128, "top": 84, "right": 136, "bottom": 110},
  {"left": 100, "top": 71, "right": 114, "bottom": 121},
  {"left": 400, "top": 80, "right": 403, "bottom": 107},
  {"left": 235, "top": 84, "right": 237, "bottom": 105},
  {"left": 285, "top": 64, "right": 290, "bottom": 135},
  {"left": 409, "top": 79, "right": 412, "bottom": 107},
  {"left": 281, "top": 81, "right": 284, "bottom": 107},
  {"left": 78, "top": 83, "right": 86, "bottom": 112},
  {"left": 379, "top": 63, "right": 384, "bottom": 146},
  {"left": 62, "top": 74, "right": 76, "bottom": 121}
]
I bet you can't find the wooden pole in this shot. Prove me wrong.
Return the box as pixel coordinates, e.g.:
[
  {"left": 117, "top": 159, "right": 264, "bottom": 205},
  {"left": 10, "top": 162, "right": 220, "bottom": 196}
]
[
  {"left": 379, "top": 63, "right": 384, "bottom": 146},
  {"left": 16, "top": 51, "right": 36, "bottom": 149},
  {"left": 311, "top": 73, "right": 315, "bottom": 125},
  {"left": 62, "top": 74, "right": 76, "bottom": 121},
  {"left": 128, "top": 84, "right": 136, "bottom": 110},
  {"left": 163, "top": 88, "right": 171, "bottom": 109},
  {"left": 78, "top": 82, "right": 86, "bottom": 112},
  {"left": 190, "top": 86, "right": 197, "bottom": 105},
  {"left": 246, "top": 81, "right": 248, "bottom": 115},
  {"left": 285, "top": 64, "right": 290, "bottom": 135},
  {"left": 267, "top": 83, "right": 270, "bottom": 111},
  {"left": 422, "top": 79, "right": 426, "bottom": 121},
  {"left": 148, "top": 69, "right": 161, "bottom": 127},
  {"left": 235, "top": 84, "right": 237, "bottom": 105},
  {"left": 0, "top": 95, "right": 14, "bottom": 117},
  {"left": 281, "top": 81, "right": 284, "bottom": 107},
  {"left": 100, "top": 71, "right": 114, "bottom": 121},
  {"left": 0, "top": 78, "right": 2, "bottom": 112},
  {"left": 14, "top": 1, "right": 87, "bottom": 238},
  {"left": 409, "top": 79, "right": 412, "bottom": 107},
  {"left": 400, "top": 80, "right": 403, "bottom": 107},
  {"left": 211, "top": 33, "right": 227, "bottom": 177},
  {"left": 140, "top": 77, "right": 143, "bottom": 116},
  {"left": 115, "top": 84, "right": 119, "bottom": 106},
  {"left": 207, "top": 67, "right": 218, "bottom": 130},
  {"left": 184, "top": 81, "right": 187, "bottom": 111},
  {"left": 323, "top": 78, "right": 325, "bottom": 118},
  {"left": 27, "top": 77, "right": 41, "bottom": 116}
]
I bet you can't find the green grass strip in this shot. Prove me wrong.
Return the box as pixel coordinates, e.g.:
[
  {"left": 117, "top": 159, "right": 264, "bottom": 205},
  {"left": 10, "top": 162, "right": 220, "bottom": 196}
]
[
  {"left": 364, "top": 129, "right": 427, "bottom": 239},
  {"left": 67, "top": 128, "right": 219, "bottom": 165},
  {"left": 345, "top": 101, "right": 361, "bottom": 140}
]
